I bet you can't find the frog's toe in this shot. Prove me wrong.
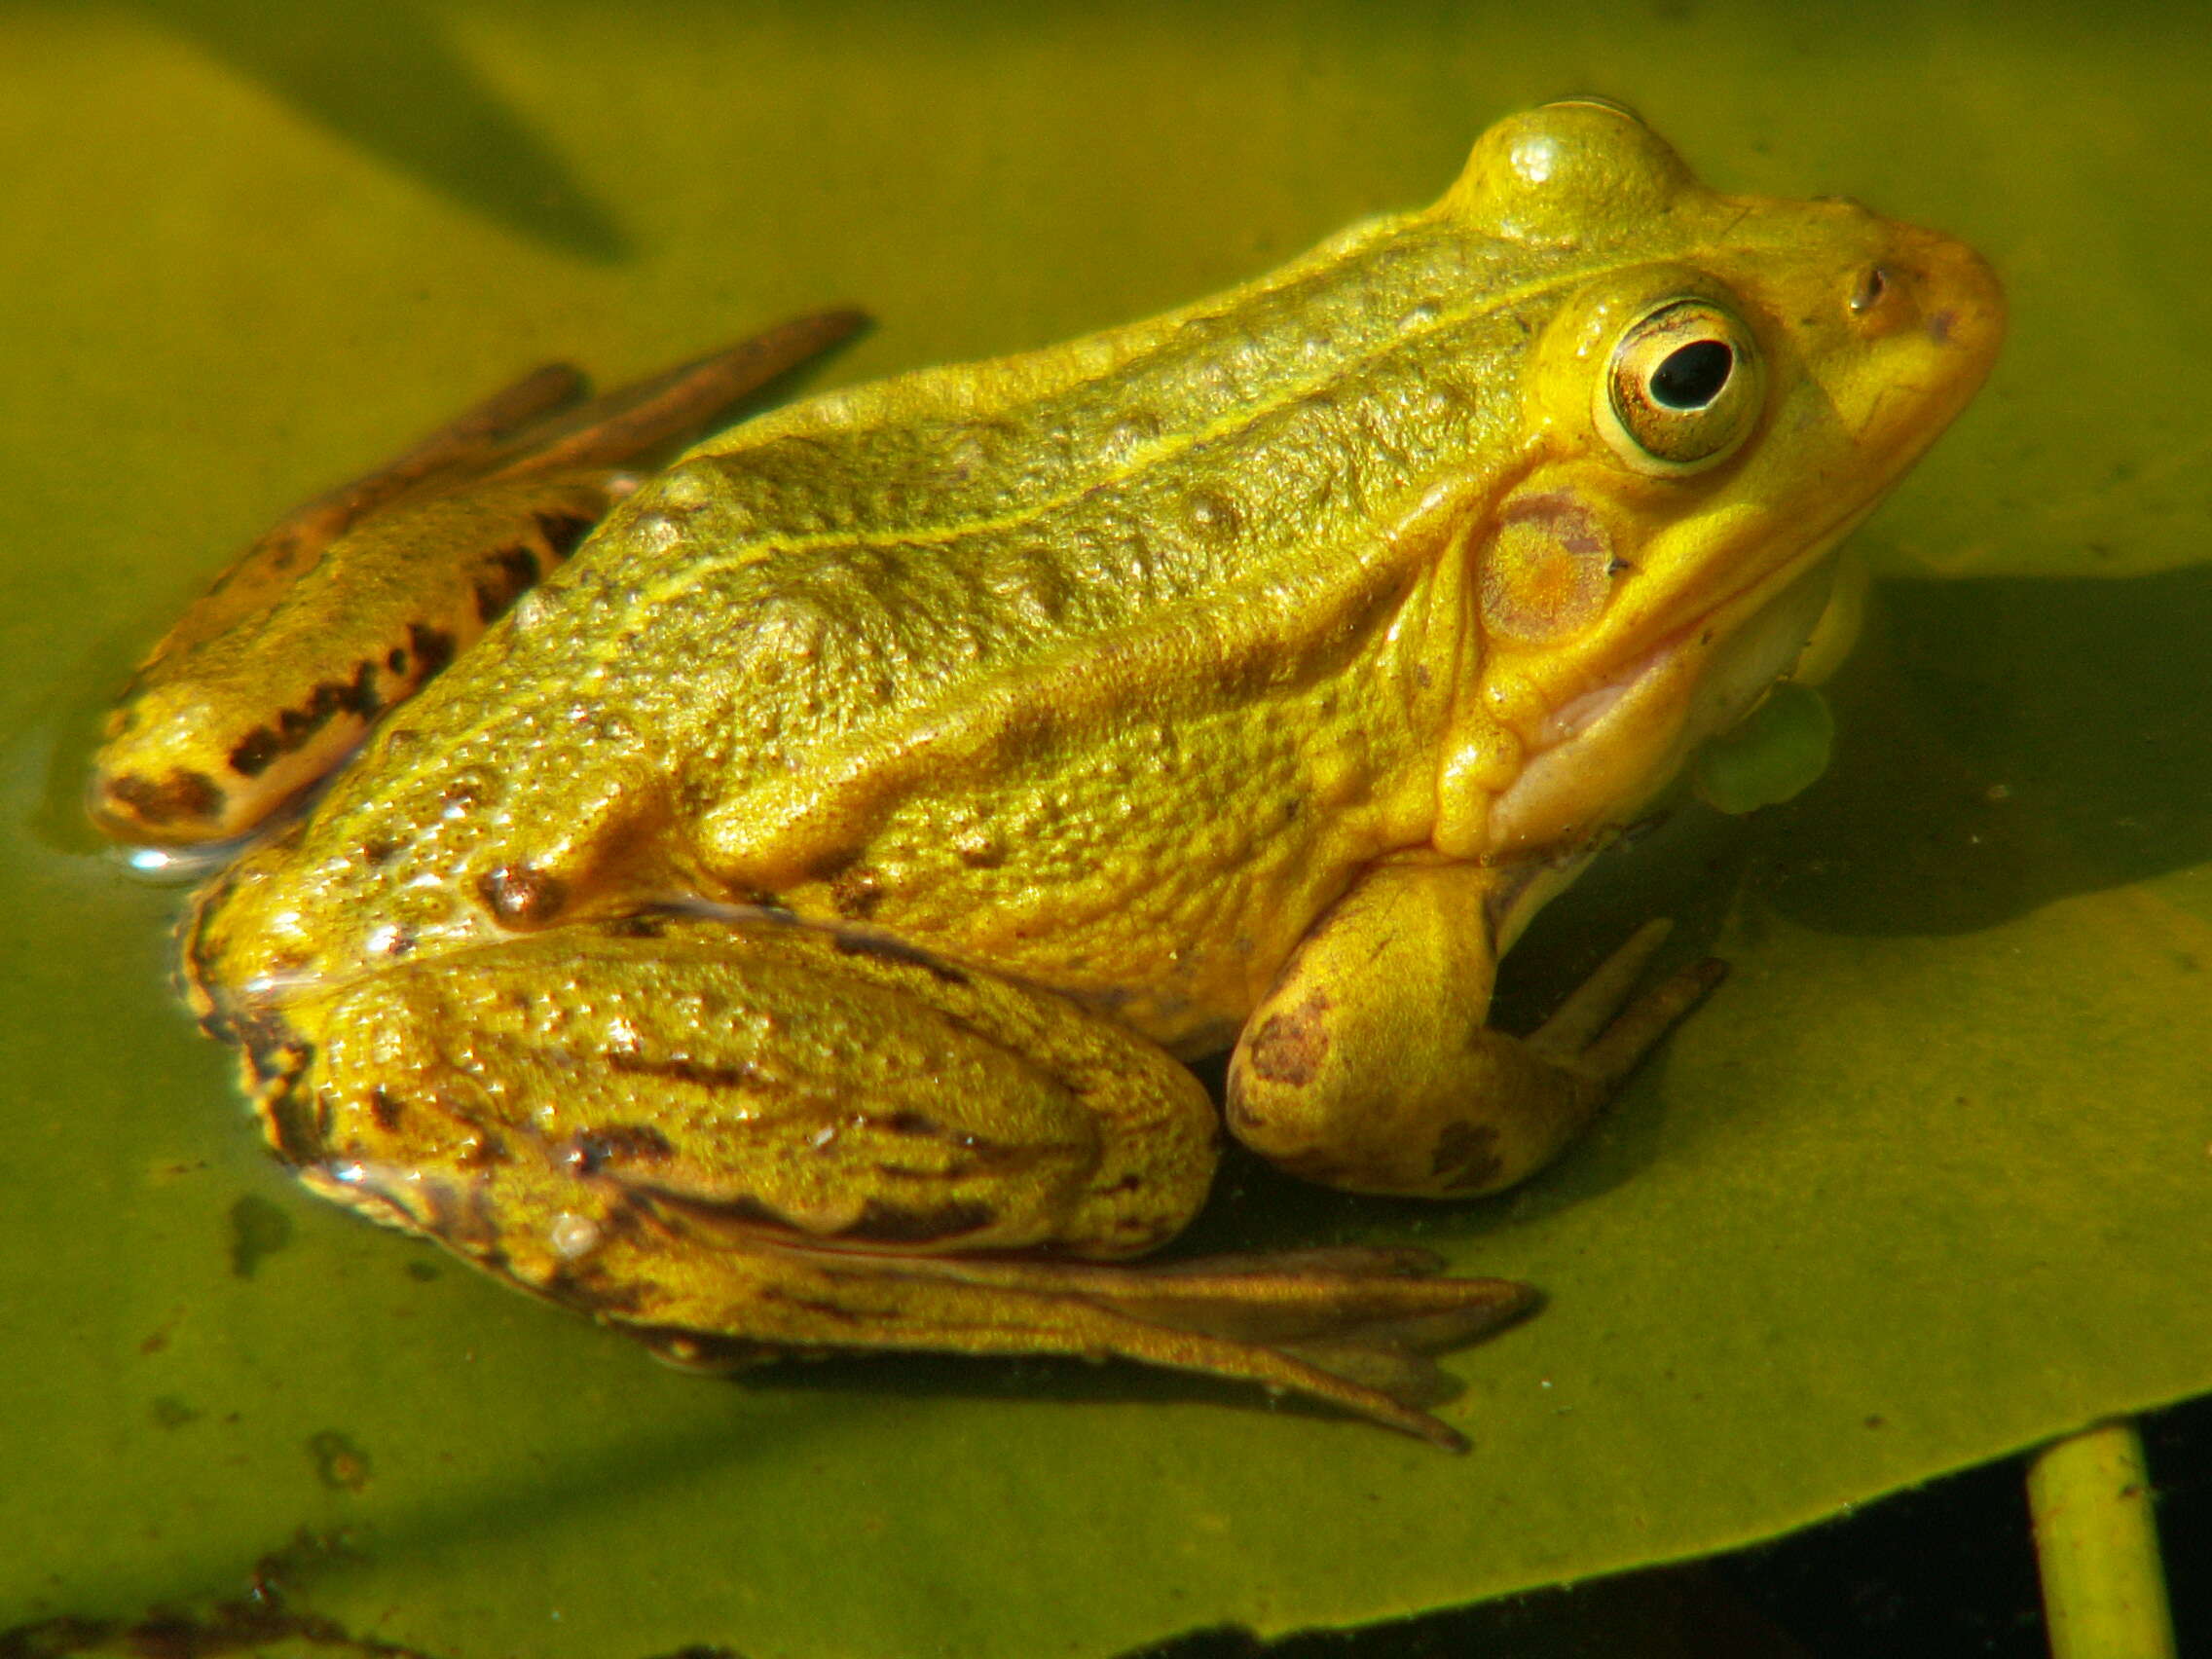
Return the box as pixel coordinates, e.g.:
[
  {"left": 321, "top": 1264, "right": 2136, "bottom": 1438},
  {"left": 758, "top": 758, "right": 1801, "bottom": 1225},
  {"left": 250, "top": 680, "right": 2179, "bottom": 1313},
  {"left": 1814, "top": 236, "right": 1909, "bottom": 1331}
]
[
  {"left": 1528, "top": 918, "right": 1726, "bottom": 1084},
  {"left": 1080, "top": 1247, "right": 1537, "bottom": 1447},
  {"left": 714, "top": 1244, "right": 1539, "bottom": 1451}
]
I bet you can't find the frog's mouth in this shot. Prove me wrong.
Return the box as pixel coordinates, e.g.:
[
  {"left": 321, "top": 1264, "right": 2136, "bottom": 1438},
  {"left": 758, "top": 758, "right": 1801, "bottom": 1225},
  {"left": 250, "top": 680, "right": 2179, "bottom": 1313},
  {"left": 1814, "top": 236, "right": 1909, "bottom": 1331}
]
[
  {"left": 1565, "top": 496, "right": 1878, "bottom": 734},
  {"left": 1486, "top": 498, "right": 1874, "bottom": 861}
]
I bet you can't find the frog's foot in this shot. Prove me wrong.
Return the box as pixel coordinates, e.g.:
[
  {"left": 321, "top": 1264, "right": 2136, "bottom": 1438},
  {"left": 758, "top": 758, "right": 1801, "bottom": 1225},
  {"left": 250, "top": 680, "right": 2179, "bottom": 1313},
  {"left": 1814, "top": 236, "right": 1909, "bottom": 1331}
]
[
  {"left": 1228, "top": 865, "right": 1725, "bottom": 1198},
  {"left": 247, "top": 910, "right": 1531, "bottom": 1447},
  {"left": 1523, "top": 917, "right": 1727, "bottom": 1084},
  {"left": 90, "top": 310, "right": 865, "bottom": 847},
  {"left": 626, "top": 1242, "right": 1529, "bottom": 1449}
]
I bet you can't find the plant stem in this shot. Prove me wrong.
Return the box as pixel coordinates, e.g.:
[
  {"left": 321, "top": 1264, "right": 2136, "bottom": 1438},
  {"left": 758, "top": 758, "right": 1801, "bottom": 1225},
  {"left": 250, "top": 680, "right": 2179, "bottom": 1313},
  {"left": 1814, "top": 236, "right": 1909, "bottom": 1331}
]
[{"left": 2028, "top": 1419, "right": 2177, "bottom": 1659}]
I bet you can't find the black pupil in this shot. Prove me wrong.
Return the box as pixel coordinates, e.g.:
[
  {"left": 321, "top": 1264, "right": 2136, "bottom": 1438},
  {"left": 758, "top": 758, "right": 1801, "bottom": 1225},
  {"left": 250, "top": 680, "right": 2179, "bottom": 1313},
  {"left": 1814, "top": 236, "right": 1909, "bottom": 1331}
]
[{"left": 1649, "top": 339, "right": 1733, "bottom": 410}]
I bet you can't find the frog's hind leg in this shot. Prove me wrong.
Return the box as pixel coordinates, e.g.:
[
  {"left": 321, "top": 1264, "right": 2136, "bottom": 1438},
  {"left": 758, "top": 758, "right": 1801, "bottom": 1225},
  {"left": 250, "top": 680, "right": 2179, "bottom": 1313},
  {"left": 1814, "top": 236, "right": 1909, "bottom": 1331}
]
[
  {"left": 468, "top": 311, "right": 867, "bottom": 486},
  {"left": 637, "top": 1242, "right": 1528, "bottom": 1449},
  {"left": 262, "top": 913, "right": 1529, "bottom": 1448},
  {"left": 91, "top": 310, "right": 865, "bottom": 846}
]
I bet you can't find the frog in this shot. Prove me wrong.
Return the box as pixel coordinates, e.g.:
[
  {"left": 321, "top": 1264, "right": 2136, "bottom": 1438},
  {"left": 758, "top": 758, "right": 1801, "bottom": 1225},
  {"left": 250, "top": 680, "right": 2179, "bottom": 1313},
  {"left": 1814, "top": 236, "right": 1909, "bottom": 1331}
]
[{"left": 91, "top": 100, "right": 2002, "bottom": 1448}]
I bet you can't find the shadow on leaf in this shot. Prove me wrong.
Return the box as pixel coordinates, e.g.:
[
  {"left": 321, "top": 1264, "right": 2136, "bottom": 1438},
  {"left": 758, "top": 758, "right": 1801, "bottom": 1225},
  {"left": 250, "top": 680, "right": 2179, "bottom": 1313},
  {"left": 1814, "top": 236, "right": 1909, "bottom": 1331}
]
[{"left": 134, "top": 0, "right": 629, "bottom": 261}]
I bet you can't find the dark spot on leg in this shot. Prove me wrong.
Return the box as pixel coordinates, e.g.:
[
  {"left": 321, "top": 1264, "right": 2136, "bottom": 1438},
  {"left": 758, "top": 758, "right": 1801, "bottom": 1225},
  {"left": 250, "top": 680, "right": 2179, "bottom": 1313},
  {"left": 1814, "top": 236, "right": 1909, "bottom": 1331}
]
[
  {"left": 229, "top": 726, "right": 281, "bottom": 778},
  {"left": 455, "top": 1130, "right": 510, "bottom": 1169},
  {"left": 874, "top": 1110, "right": 941, "bottom": 1137},
  {"left": 533, "top": 509, "right": 599, "bottom": 554},
  {"left": 656, "top": 1191, "right": 791, "bottom": 1233},
  {"left": 359, "top": 836, "right": 398, "bottom": 867},
  {"left": 387, "top": 645, "right": 409, "bottom": 674},
  {"left": 472, "top": 544, "right": 541, "bottom": 623},
  {"left": 263, "top": 1089, "right": 324, "bottom": 1165},
  {"left": 408, "top": 621, "right": 456, "bottom": 677},
  {"left": 476, "top": 862, "right": 568, "bottom": 927},
  {"left": 846, "top": 1197, "right": 997, "bottom": 1242},
  {"left": 326, "top": 659, "right": 382, "bottom": 719},
  {"left": 104, "top": 766, "right": 226, "bottom": 827},
  {"left": 1241, "top": 990, "right": 1333, "bottom": 1088},
  {"left": 229, "top": 662, "right": 385, "bottom": 780},
  {"left": 604, "top": 1051, "right": 768, "bottom": 1092},
  {"left": 563, "top": 1123, "right": 677, "bottom": 1175},
  {"left": 367, "top": 1086, "right": 403, "bottom": 1132},
  {"left": 495, "top": 542, "right": 540, "bottom": 585}
]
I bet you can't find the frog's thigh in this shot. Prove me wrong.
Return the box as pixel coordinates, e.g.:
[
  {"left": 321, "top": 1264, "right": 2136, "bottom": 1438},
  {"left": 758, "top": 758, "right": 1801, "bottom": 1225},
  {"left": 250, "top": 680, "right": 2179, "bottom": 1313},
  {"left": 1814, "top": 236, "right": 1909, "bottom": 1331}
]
[
  {"left": 286, "top": 913, "right": 1533, "bottom": 1446},
  {"left": 1226, "top": 863, "right": 1705, "bottom": 1198},
  {"left": 302, "top": 916, "right": 1219, "bottom": 1272}
]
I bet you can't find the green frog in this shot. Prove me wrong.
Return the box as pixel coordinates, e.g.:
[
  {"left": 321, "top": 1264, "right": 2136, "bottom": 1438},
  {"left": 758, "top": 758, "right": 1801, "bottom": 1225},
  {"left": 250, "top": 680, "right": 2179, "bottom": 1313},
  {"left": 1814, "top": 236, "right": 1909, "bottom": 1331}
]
[{"left": 91, "top": 101, "right": 2002, "bottom": 1447}]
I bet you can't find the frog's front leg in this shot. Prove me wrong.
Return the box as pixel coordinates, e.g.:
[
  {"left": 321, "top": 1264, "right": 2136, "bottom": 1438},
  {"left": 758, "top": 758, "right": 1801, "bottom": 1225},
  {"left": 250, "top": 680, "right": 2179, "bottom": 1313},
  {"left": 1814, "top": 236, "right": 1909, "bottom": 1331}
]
[
  {"left": 244, "top": 912, "right": 1530, "bottom": 1447},
  {"left": 91, "top": 311, "right": 863, "bottom": 846},
  {"left": 1226, "top": 863, "right": 1723, "bottom": 1198}
]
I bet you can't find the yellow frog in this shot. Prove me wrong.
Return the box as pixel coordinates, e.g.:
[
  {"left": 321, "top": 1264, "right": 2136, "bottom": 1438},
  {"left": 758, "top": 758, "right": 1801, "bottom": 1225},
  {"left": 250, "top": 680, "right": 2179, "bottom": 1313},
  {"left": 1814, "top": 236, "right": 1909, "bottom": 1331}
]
[{"left": 92, "top": 102, "right": 2001, "bottom": 1447}]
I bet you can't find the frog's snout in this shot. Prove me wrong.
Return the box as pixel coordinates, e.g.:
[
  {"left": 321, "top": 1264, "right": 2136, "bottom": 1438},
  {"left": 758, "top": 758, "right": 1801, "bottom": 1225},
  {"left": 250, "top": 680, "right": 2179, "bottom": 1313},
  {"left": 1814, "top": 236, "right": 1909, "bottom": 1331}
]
[
  {"left": 1844, "top": 225, "right": 2007, "bottom": 369},
  {"left": 1825, "top": 222, "right": 2005, "bottom": 465}
]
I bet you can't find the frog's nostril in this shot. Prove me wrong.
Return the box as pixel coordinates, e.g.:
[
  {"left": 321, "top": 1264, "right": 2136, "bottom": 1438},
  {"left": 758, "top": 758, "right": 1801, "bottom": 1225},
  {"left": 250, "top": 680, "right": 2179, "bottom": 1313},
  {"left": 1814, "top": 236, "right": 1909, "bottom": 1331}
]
[
  {"left": 1848, "top": 264, "right": 1893, "bottom": 317},
  {"left": 1843, "top": 262, "right": 1928, "bottom": 341}
]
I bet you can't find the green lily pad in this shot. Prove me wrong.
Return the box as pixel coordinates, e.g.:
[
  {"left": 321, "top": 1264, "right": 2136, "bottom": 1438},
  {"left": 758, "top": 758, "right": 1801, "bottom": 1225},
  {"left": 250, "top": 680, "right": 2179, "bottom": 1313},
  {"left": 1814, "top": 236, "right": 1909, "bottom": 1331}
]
[{"left": 4, "top": 5, "right": 2209, "bottom": 1657}]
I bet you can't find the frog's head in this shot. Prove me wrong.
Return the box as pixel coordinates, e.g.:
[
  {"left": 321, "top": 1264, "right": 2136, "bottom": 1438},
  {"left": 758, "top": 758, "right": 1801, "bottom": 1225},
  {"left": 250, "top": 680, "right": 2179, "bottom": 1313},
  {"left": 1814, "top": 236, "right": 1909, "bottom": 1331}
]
[{"left": 1436, "top": 100, "right": 2004, "bottom": 862}]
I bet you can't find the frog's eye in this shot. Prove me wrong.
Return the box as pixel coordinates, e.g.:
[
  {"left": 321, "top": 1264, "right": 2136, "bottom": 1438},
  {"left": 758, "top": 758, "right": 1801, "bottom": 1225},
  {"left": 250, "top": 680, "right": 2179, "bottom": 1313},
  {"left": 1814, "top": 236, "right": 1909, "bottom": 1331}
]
[{"left": 1599, "top": 299, "right": 1763, "bottom": 474}]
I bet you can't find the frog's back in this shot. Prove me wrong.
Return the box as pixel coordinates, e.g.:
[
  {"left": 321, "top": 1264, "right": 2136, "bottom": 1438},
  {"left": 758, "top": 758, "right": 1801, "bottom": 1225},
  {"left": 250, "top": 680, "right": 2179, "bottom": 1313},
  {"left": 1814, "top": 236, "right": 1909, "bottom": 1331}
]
[
  {"left": 245, "top": 152, "right": 1662, "bottom": 993},
  {"left": 548, "top": 204, "right": 1576, "bottom": 802}
]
